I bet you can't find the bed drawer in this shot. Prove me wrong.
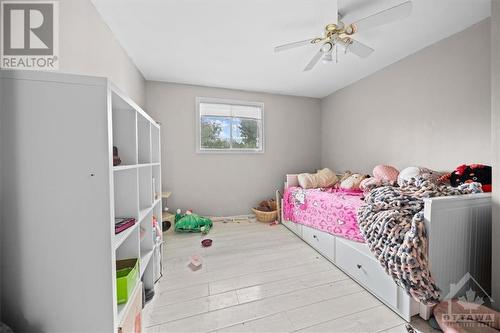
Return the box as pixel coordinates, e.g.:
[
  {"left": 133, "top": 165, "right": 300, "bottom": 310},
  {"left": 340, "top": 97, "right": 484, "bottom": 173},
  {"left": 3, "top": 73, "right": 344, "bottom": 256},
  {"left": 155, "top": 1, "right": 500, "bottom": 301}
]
[
  {"left": 282, "top": 219, "right": 302, "bottom": 237},
  {"left": 335, "top": 238, "right": 397, "bottom": 307},
  {"left": 302, "top": 225, "right": 335, "bottom": 261}
]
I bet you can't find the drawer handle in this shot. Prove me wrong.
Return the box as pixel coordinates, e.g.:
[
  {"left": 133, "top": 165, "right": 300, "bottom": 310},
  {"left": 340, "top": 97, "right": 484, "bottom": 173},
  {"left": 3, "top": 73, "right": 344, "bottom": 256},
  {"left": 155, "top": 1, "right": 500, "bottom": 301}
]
[
  {"left": 357, "top": 264, "right": 362, "bottom": 269},
  {"left": 313, "top": 235, "right": 318, "bottom": 239}
]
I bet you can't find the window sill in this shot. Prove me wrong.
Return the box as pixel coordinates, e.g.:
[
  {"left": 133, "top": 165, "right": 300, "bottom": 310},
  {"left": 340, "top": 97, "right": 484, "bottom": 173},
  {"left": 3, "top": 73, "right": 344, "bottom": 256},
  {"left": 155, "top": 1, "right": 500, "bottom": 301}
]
[{"left": 196, "top": 149, "right": 265, "bottom": 154}]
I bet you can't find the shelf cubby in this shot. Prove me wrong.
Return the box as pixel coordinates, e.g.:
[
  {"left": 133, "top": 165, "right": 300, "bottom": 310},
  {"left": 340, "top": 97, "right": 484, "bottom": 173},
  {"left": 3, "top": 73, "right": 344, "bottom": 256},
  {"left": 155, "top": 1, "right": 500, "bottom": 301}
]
[
  {"left": 153, "top": 200, "right": 163, "bottom": 246},
  {"left": 115, "top": 226, "right": 140, "bottom": 261},
  {"left": 152, "top": 165, "right": 161, "bottom": 202},
  {"left": 138, "top": 166, "right": 153, "bottom": 211},
  {"left": 138, "top": 114, "right": 152, "bottom": 164},
  {"left": 112, "top": 92, "right": 137, "bottom": 166},
  {"left": 142, "top": 256, "right": 155, "bottom": 291},
  {"left": 140, "top": 210, "right": 154, "bottom": 254},
  {"left": 151, "top": 125, "right": 160, "bottom": 164},
  {"left": 113, "top": 169, "right": 139, "bottom": 220},
  {"left": 114, "top": 222, "right": 139, "bottom": 250}
]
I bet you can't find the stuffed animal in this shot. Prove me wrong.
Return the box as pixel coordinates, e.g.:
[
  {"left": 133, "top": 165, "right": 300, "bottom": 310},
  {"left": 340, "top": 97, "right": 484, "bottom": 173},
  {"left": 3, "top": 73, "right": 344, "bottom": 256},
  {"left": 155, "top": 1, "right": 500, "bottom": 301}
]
[
  {"left": 449, "top": 164, "right": 492, "bottom": 192},
  {"left": 340, "top": 174, "right": 369, "bottom": 190},
  {"left": 397, "top": 166, "right": 443, "bottom": 186},
  {"left": 338, "top": 171, "right": 353, "bottom": 183},
  {"left": 334, "top": 171, "right": 352, "bottom": 188},
  {"left": 297, "top": 168, "right": 338, "bottom": 189},
  {"left": 175, "top": 210, "right": 213, "bottom": 233},
  {"left": 360, "top": 165, "right": 399, "bottom": 191}
]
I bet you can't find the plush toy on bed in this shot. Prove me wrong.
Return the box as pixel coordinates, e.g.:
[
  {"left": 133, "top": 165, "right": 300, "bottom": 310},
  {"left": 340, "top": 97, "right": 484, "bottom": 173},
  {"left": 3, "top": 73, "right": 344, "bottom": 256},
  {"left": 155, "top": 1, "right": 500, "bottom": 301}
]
[
  {"left": 340, "top": 173, "right": 370, "bottom": 190},
  {"left": 338, "top": 171, "right": 352, "bottom": 183},
  {"left": 360, "top": 165, "right": 399, "bottom": 191},
  {"left": 297, "top": 168, "right": 338, "bottom": 189},
  {"left": 397, "top": 166, "right": 443, "bottom": 187},
  {"left": 449, "top": 164, "right": 492, "bottom": 192}
]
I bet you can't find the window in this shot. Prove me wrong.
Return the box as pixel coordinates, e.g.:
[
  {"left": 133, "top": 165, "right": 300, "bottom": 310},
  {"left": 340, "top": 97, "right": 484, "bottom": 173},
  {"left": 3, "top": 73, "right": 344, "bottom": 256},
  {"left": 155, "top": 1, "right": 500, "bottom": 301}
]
[{"left": 196, "top": 98, "right": 264, "bottom": 153}]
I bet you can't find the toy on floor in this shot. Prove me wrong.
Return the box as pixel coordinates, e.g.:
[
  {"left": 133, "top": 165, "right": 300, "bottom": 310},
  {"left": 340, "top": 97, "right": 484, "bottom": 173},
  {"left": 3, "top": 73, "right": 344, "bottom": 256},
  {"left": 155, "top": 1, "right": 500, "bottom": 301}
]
[
  {"left": 188, "top": 255, "right": 203, "bottom": 271},
  {"left": 175, "top": 209, "right": 213, "bottom": 233},
  {"left": 449, "top": 164, "right": 492, "bottom": 192},
  {"left": 201, "top": 239, "right": 212, "bottom": 247}
]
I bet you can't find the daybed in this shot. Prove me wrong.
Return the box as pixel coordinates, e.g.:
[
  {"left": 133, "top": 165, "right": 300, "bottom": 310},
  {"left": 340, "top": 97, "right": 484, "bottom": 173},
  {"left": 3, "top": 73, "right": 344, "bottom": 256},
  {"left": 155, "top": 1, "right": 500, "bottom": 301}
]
[{"left": 281, "top": 174, "right": 492, "bottom": 321}]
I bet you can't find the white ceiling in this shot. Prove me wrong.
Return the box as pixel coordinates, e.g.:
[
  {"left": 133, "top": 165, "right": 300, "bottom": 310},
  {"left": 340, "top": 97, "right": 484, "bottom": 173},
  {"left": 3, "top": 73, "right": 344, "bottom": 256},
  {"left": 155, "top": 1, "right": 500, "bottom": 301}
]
[{"left": 91, "top": 0, "right": 491, "bottom": 98}]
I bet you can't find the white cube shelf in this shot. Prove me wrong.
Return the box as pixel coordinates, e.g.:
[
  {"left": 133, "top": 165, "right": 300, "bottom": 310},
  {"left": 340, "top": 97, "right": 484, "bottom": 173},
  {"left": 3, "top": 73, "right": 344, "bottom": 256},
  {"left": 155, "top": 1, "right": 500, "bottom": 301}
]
[{"left": 0, "top": 71, "right": 163, "bottom": 332}]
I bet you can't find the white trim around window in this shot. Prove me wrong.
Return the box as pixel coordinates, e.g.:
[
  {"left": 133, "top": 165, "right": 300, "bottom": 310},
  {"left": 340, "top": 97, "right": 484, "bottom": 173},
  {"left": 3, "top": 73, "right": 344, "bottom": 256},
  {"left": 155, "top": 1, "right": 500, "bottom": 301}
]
[{"left": 195, "top": 97, "right": 265, "bottom": 154}]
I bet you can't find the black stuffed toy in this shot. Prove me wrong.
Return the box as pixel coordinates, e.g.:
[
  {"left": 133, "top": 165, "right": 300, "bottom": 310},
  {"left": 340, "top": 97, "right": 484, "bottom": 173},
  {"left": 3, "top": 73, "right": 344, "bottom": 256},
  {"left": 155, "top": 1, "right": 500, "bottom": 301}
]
[{"left": 450, "top": 164, "right": 492, "bottom": 192}]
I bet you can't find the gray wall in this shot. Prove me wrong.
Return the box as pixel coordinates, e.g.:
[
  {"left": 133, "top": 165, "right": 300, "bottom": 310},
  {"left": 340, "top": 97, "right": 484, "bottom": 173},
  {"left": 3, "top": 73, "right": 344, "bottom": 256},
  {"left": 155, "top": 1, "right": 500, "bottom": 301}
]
[
  {"left": 146, "top": 81, "right": 321, "bottom": 216},
  {"left": 321, "top": 19, "right": 491, "bottom": 174},
  {"left": 491, "top": 0, "right": 499, "bottom": 310},
  {"left": 59, "top": 0, "right": 146, "bottom": 107}
]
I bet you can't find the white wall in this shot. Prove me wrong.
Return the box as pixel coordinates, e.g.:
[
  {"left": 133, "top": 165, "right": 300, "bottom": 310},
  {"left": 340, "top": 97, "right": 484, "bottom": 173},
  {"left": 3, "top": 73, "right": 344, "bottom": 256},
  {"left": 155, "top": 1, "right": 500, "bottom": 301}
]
[
  {"left": 146, "top": 82, "right": 321, "bottom": 216},
  {"left": 491, "top": 0, "right": 499, "bottom": 310},
  {"left": 58, "top": 0, "right": 146, "bottom": 107},
  {"left": 321, "top": 19, "right": 491, "bottom": 173}
]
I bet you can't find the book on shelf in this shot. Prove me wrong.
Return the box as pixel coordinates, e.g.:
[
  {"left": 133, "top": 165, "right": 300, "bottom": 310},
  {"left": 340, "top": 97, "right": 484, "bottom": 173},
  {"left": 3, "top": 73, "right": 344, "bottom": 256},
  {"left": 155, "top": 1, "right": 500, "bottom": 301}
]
[{"left": 115, "top": 218, "right": 136, "bottom": 234}]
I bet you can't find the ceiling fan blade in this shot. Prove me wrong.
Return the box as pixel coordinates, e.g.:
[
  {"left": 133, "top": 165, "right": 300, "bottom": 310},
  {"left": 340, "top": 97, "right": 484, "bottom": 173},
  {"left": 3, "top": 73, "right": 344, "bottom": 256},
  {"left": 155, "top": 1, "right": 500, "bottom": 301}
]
[
  {"left": 351, "top": 1, "right": 413, "bottom": 32},
  {"left": 303, "top": 47, "right": 325, "bottom": 71},
  {"left": 274, "top": 38, "right": 319, "bottom": 52},
  {"left": 340, "top": 39, "right": 374, "bottom": 58}
]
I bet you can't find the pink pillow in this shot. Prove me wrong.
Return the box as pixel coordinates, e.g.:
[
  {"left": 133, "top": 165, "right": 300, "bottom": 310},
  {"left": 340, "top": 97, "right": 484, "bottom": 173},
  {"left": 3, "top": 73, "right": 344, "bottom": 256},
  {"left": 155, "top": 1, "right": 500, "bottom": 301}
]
[{"left": 373, "top": 165, "right": 399, "bottom": 184}]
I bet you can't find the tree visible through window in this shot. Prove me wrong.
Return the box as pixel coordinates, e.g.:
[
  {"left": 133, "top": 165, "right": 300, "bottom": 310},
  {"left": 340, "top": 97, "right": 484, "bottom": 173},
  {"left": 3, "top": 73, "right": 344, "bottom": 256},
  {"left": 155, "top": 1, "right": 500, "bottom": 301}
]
[{"left": 198, "top": 99, "right": 263, "bottom": 152}]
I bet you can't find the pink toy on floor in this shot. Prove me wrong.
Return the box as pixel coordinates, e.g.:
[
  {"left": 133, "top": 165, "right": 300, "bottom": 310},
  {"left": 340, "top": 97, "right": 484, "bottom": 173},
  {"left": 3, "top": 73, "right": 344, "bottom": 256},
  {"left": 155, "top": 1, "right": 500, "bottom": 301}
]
[
  {"left": 433, "top": 299, "right": 500, "bottom": 333},
  {"left": 188, "top": 255, "right": 203, "bottom": 271}
]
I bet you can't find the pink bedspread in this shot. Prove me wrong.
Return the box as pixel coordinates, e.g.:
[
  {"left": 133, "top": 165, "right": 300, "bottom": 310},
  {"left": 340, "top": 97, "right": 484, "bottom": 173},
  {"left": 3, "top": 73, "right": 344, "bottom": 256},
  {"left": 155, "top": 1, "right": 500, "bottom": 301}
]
[{"left": 283, "top": 187, "right": 365, "bottom": 243}]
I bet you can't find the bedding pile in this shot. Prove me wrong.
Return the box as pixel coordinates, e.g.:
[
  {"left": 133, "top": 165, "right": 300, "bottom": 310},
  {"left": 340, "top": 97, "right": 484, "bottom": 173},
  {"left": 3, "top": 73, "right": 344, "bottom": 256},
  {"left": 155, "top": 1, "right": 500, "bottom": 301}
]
[{"left": 357, "top": 177, "right": 483, "bottom": 305}]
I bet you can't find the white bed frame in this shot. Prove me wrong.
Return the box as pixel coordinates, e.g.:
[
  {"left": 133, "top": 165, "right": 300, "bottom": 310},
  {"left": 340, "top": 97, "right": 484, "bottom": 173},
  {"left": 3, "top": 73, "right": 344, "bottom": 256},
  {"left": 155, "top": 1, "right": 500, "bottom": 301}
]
[{"left": 281, "top": 174, "right": 492, "bottom": 322}]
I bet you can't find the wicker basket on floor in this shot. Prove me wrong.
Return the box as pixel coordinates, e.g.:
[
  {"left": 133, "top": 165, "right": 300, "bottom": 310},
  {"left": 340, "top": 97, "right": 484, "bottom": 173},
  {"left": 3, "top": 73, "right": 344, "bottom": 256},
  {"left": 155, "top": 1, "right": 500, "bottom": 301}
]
[{"left": 252, "top": 208, "right": 278, "bottom": 222}]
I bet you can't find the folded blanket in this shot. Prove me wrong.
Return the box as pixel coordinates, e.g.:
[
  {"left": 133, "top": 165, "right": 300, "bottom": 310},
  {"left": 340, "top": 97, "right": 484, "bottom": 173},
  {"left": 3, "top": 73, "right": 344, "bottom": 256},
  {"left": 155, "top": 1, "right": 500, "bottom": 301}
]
[{"left": 357, "top": 177, "right": 482, "bottom": 305}]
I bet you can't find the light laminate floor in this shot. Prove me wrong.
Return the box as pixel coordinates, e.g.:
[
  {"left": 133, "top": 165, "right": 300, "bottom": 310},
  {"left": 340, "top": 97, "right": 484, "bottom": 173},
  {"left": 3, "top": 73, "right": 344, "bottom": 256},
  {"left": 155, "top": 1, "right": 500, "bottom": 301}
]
[{"left": 144, "top": 220, "right": 437, "bottom": 333}]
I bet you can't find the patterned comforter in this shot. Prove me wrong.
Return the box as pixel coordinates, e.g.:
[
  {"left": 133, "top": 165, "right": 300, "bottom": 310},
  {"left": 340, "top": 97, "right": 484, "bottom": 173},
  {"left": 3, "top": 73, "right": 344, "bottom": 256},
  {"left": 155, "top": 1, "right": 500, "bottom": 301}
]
[{"left": 283, "top": 187, "right": 365, "bottom": 243}]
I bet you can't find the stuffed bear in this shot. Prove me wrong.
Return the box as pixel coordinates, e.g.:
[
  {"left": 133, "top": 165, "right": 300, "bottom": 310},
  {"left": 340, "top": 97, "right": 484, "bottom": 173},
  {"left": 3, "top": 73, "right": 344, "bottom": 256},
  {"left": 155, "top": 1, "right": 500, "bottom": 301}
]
[
  {"left": 340, "top": 174, "right": 370, "bottom": 190},
  {"left": 449, "top": 164, "right": 492, "bottom": 192}
]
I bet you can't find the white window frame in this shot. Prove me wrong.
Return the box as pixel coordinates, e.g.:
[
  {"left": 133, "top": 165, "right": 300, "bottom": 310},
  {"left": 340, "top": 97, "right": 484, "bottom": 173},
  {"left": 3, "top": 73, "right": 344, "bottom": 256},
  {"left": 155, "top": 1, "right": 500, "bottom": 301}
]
[{"left": 196, "top": 97, "right": 265, "bottom": 154}]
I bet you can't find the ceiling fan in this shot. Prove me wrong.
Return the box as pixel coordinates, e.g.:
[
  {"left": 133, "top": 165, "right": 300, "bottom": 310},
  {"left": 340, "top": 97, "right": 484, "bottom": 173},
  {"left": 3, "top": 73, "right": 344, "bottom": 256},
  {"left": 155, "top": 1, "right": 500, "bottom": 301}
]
[{"left": 274, "top": 1, "right": 413, "bottom": 71}]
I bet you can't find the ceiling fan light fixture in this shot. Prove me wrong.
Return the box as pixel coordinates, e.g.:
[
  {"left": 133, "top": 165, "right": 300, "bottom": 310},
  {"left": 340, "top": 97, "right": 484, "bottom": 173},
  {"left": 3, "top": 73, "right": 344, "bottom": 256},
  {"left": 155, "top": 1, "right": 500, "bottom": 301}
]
[
  {"left": 274, "top": 0, "right": 412, "bottom": 71},
  {"left": 345, "top": 24, "right": 357, "bottom": 35},
  {"left": 321, "top": 42, "right": 333, "bottom": 53}
]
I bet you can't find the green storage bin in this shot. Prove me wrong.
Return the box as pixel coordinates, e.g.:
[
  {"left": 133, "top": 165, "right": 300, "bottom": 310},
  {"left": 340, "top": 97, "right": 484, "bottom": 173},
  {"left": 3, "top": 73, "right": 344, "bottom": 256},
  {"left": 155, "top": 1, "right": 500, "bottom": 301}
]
[{"left": 116, "top": 258, "right": 139, "bottom": 304}]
